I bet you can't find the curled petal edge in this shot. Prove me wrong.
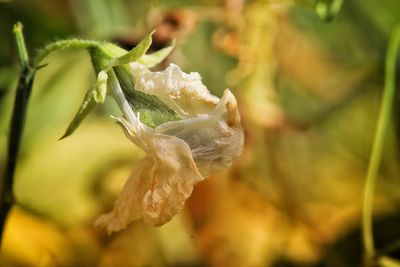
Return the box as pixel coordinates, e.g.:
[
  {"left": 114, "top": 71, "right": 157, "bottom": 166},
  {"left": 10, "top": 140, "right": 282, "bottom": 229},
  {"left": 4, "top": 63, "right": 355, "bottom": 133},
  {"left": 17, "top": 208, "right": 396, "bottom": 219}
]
[
  {"left": 95, "top": 89, "right": 243, "bottom": 233},
  {"left": 95, "top": 118, "right": 204, "bottom": 232}
]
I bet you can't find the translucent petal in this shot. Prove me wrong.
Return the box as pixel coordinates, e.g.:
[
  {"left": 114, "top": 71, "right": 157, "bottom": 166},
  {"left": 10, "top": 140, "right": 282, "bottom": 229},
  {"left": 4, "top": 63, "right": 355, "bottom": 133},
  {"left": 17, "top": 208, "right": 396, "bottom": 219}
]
[
  {"left": 95, "top": 159, "right": 152, "bottom": 232},
  {"left": 155, "top": 89, "right": 244, "bottom": 176},
  {"left": 96, "top": 66, "right": 244, "bottom": 232},
  {"left": 95, "top": 118, "right": 203, "bottom": 232}
]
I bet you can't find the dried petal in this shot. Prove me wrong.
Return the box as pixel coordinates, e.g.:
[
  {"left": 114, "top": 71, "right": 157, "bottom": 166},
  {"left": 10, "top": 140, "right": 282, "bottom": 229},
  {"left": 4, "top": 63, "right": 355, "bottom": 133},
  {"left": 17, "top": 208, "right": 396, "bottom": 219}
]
[
  {"left": 95, "top": 159, "right": 152, "bottom": 232},
  {"left": 130, "top": 62, "right": 219, "bottom": 116},
  {"left": 96, "top": 63, "right": 244, "bottom": 232},
  {"left": 141, "top": 132, "right": 204, "bottom": 225},
  {"left": 155, "top": 89, "right": 244, "bottom": 176},
  {"left": 95, "top": 118, "right": 203, "bottom": 232}
]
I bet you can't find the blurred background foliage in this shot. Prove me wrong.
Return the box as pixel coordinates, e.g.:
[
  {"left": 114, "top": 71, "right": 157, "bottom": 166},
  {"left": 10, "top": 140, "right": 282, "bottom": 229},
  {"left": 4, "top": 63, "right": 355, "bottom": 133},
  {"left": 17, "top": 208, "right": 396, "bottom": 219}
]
[{"left": 1, "top": 0, "right": 400, "bottom": 266}]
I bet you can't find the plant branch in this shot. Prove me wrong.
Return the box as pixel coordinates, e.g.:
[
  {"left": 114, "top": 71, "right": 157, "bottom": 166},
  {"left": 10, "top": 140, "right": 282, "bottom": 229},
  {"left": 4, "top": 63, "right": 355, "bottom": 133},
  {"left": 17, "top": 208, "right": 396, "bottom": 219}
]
[
  {"left": 0, "top": 22, "right": 34, "bottom": 247},
  {"left": 34, "top": 39, "right": 100, "bottom": 66}
]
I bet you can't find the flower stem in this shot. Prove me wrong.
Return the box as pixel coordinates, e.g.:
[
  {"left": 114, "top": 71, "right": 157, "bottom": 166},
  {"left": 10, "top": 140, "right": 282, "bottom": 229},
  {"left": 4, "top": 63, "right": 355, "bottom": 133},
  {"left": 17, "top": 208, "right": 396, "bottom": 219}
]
[
  {"left": 362, "top": 23, "right": 400, "bottom": 265},
  {"left": 0, "top": 23, "right": 35, "bottom": 247},
  {"left": 14, "top": 23, "right": 29, "bottom": 66},
  {"left": 34, "top": 39, "right": 100, "bottom": 66}
]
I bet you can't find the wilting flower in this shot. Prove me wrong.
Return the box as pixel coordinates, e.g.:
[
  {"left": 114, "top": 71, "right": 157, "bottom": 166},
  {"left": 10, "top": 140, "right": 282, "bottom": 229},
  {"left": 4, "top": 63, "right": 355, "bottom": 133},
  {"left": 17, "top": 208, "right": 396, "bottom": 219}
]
[
  {"left": 32, "top": 30, "right": 244, "bottom": 233},
  {"left": 95, "top": 62, "right": 244, "bottom": 232}
]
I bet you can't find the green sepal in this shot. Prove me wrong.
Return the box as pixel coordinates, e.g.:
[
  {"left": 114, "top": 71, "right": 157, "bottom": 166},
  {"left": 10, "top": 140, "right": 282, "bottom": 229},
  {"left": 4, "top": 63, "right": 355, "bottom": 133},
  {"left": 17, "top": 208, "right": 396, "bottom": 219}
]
[
  {"left": 108, "top": 31, "right": 154, "bottom": 67},
  {"left": 138, "top": 39, "right": 176, "bottom": 68},
  {"left": 114, "top": 66, "right": 181, "bottom": 128},
  {"left": 60, "top": 88, "right": 96, "bottom": 140}
]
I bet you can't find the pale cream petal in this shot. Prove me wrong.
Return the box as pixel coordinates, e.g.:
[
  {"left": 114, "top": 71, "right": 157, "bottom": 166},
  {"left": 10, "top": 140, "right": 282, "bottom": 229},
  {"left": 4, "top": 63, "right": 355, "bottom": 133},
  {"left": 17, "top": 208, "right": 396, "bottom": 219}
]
[
  {"left": 96, "top": 119, "right": 204, "bottom": 231},
  {"left": 97, "top": 68, "right": 243, "bottom": 232},
  {"left": 130, "top": 62, "right": 219, "bottom": 116},
  {"left": 155, "top": 89, "right": 244, "bottom": 177},
  {"left": 94, "top": 159, "right": 152, "bottom": 233},
  {"left": 141, "top": 133, "right": 204, "bottom": 226}
]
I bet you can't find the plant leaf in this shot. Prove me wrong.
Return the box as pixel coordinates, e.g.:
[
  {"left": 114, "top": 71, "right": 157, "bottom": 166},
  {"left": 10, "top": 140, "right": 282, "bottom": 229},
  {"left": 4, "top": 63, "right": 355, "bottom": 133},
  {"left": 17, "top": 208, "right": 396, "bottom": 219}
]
[
  {"left": 108, "top": 31, "right": 154, "bottom": 67},
  {"left": 60, "top": 88, "right": 96, "bottom": 140},
  {"left": 138, "top": 39, "right": 176, "bottom": 68}
]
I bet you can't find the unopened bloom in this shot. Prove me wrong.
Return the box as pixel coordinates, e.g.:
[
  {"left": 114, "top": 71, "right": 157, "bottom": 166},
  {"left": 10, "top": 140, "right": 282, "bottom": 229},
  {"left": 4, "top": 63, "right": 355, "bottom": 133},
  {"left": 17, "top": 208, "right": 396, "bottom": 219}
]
[{"left": 95, "top": 63, "right": 244, "bottom": 232}]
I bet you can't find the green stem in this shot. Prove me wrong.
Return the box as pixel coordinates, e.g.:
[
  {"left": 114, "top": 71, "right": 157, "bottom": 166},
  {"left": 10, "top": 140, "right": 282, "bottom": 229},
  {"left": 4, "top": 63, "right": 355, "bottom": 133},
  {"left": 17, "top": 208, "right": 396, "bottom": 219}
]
[
  {"left": 362, "top": 23, "right": 400, "bottom": 264},
  {"left": 14, "top": 23, "right": 29, "bottom": 66},
  {"left": 34, "top": 39, "right": 101, "bottom": 66},
  {"left": 0, "top": 23, "right": 34, "bottom": 247}
]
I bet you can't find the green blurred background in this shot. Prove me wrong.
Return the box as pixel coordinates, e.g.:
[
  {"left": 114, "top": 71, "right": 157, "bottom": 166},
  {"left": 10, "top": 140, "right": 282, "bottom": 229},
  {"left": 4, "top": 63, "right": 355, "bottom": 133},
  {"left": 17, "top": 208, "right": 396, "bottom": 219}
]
[{"left": 1, "top": 0, "right": 400, "bottom": 266}]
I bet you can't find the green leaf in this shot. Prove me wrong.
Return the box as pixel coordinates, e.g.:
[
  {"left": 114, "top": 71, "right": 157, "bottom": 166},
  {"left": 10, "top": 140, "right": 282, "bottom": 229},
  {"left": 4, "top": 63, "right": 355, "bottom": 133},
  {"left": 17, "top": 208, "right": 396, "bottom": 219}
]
[
  {"left": 108, "top": 30, "right": 154, "bottom": 67},
  {"left": 138, "top": 39, "right": 176, "bottom": 68},
  {"left": 60, "top": 88, "right": 96, "bottom": 140}
]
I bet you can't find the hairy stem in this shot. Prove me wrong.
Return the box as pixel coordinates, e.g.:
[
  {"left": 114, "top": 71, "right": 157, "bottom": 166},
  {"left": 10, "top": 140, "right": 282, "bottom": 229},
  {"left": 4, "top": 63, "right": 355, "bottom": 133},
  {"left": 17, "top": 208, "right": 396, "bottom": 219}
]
[{"left": 35, "top": 39, "right": 100, "bottom": 66}]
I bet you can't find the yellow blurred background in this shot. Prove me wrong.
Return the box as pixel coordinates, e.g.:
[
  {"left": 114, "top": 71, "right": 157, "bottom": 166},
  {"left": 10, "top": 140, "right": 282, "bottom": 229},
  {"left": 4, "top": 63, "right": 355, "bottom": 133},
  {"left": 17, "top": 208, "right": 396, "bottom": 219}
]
[{"left": 1, "top": 0, "right": 400, "bottom": 266}]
